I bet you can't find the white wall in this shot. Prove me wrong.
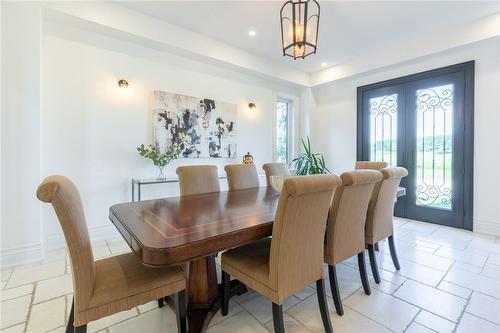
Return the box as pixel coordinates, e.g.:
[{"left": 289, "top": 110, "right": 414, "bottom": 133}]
[
  {"left": 1, "top": 2, "right": 43, "bottom": 266},
  {"left": 40, "top": 24, "right": 299, "bottom": 248},
  {"left": 310, "top": 37, "right": 500, "bottom": 235}
]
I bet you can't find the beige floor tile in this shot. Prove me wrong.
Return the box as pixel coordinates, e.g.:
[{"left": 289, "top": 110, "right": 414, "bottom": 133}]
[
  {"left": 265, "top": 313, "right": 312, "bottom": 333},
  {"left": 88, "top": 307, "right": 139, "bottom": 332},
  {"left": 26, "top": 296, "right": 66, "bottom": 333},
  {"left": 1, "top": 281, "right": 6, "bottom": 290},
  {"left": 92, "top": 241, "right": 111, "bottom": 259},
  {"left": 444, "top": 267, "right": 500, "bottom": 297},
  {"left": 46, "top": 326, "right": 66, "bottom": 333},
  {"left": 293, "top": 286, "right": 316, "bottom": 301},
  {"left": 481, "top": 263, "right": 500, "bottom": 279},
  {"left": 456, "top": 313, "right": 500, "bottom": 332},
  {"left": 467, "top": 236, "right": 500, "bottom": 254},
  {"left": 393, "top": 280, "right": 466, "bottom": 322},
  {"left": 34, "top": 273, "right": 73, "bottom": 304},
  {"left": 287, "top": 294, "right": 387, "bottom": 333},
  {"left": 138, "top": 300, "right": 159, "bottom": 314},
  {"left": 238, "top": 294, "right": 300, "bottom": 324},
  {"left": 7, "top": 260, "right": 65, "bottom": 288},
  {"left": 208, "top": 300, "right": 243, "bottom": 328},
  {"left": 488, "top": 253, "right": 500, "bottom": 266},
  {"left": 0, "top": 284, "right": 33, "bottom": 302},
  {"left": 435, "top": 246, "right": 488, "bottom": 267},
  {"left": 108, "top": 307, "right": 178, "bottom": 333},
  {"left": 1, "top": 323, "right": 25, "bottom": 333},
  {"left": 106, "top": 239, "right": 131, "bottom": 254},
  {"left": 414, "top": 310, "right": 456, "bottom": 333},
  {"left": 206, "top": 311, "right": 269, "bottom": 333},
  {"left": 437, "top": 281, "right": 472, "bottom": 299},
  {"left": 369, "top": 279, "right": 401, "bottom": 295},
  {"left": 452, "top": 261, "right": 483, "bottom": 274},
  {"left": 0, "top": 295, "right": 31, "bottom": 329},
  {"left": 376, "top": 253, "right": 445, "bottom": 287},
  {"left": 1, "top": 269, "right": 13, "bottom": 282},
  {"left": 466, "top": 292, "right": 500, "bottom": 325},
  {"left": 405, "top": 322, "right": 435, "bottom": 333},
  {"left": 42, "top": 249, "right": 67, "bottom": 264},
  {"left": 378, "top": 268, "right": 408, "bottom": 285},
  {"left": 344, "top": 289, "right": 418, "bottom": 332}
]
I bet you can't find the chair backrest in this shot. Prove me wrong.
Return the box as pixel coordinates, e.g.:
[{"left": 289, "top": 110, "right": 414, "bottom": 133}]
[
  {"left": 224, "top": 164, "right": 259, "bottom": 190},
  {"left": 269, "top": 175, "right": 340, "bottom": 300},
  {"left": 176, "top": 165, "right": 220, "bottom": 196},
  {"left": 355, "top": 161, "right": 389, "bottom": 170},
  {"left": 366, "top": 167, "right": 408, "bottom": 244},
  {"left": 325, "top": 170, "right": 383, "bottom": 265},
  {"left": 262, "top": 163, "right": 291, "bottom": 186},
  {"left": 36, "top": 176, "right": 95, "bottom": 312}
]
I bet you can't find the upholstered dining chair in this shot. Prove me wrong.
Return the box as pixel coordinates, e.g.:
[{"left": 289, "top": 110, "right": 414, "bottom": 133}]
[
  {"left": 37, "top": 176, "right": 187, "bottom": 333},
  {"left": 176, "top": 165, "right": 220, "bottom": 196},
  {"left": 262, "top": 163, "right": 291, "bottom": 186},
  {"left": 325, "top": 170, "right": 383, "bottom": 316},
  {"left": 365, "top": 167, "right": 408, "bottom": 284},
  {"left": 220, "top": 175, "right": 340, "bottom": 333},
  {"left": 355, "top": 161, "right": 389, "bottom": 170},
  {"left": 224, "top": 163, "right": 260, "bottom": 190}
]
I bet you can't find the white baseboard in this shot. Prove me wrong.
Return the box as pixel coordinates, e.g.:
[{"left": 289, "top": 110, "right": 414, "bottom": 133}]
[
  {"left": 474, "top": 219, "right": 500, "bottom": 237},
  {"left": 1, "top": 242, "right": 44, "bottom": 268},
  {"left": 44, "top": 224, "right": 121, "bottom": 251}
]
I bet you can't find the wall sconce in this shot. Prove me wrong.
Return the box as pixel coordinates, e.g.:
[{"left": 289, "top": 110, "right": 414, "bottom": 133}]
[
  {"left": 248, "top": 102, "right": 256, "bottom": 110},
  {"left": 118, "top": 79, "right": 129, "bottom": 88}
]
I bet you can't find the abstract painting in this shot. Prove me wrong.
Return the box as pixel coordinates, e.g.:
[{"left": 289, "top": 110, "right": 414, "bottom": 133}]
[{"left": 153, "top": 91, "right": 237, "bottom": 158}]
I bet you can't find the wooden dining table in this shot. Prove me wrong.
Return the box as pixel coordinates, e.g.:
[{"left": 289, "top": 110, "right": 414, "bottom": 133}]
[{"left": 109, "top": 185, "right": 406, "bottom": 332}]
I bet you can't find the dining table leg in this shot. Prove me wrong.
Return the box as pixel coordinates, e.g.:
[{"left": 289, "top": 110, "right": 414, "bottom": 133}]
[
  {"left": 187, "top": 255, "right": 219, "bottom": 333},
  {"left": 185, "top": 255, "right": 248, "bottom": 333}
]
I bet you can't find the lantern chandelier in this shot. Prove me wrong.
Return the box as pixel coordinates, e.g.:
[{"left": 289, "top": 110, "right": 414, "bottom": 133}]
[{"left": 280, "top": 0, "right": 320, "bottom": 60}]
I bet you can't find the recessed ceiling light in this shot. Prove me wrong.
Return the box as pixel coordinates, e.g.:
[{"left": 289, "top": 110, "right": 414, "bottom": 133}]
[
  {"left": 248, "top": 30, "right": 256, "bottom": 37},
  {"left": 321, "top": 62, "right": 328, "bottom": 67}
]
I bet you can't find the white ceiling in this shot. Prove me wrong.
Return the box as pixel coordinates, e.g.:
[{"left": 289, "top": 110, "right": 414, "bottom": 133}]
[{"left": 119, "top": 1, "right": 500, "bottom": 74}]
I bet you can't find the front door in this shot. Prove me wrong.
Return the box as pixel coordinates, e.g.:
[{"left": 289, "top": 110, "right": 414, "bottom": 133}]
[{"left": 357, "top": 62, "right": 474, "bottom": 230}]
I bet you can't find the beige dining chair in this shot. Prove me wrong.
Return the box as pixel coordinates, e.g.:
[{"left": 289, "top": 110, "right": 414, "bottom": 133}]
[
  {"left": 355, "top": 161, "right": 389, "bottom": 170},
  {"left": 262, "top": 163, "right": 291, "bottom": 186},
  {"left": 176, "top": 165, "right": 220, "bottom": 196},
  {"left": 224, "top": 163, "right": 260, "bottom": 190},
  {"left": 37, "top": 176, "right": 187, "bottom": 333},
  {"left": 220, "top": 175, "right": 340, "bottom": 333},
  {"left": 325, "top": 170, "right": 383, "bottom": 316},
  {"left": 366, "top": 167, "right": 408, "bottom": 283}
]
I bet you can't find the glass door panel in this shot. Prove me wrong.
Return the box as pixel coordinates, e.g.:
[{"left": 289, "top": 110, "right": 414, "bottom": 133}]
[
  {"left": 369, "top": 94, "right": 398, "bottom": 166},
  {"left": 415, "top": 84, "right": 453, "bottom": 210}
]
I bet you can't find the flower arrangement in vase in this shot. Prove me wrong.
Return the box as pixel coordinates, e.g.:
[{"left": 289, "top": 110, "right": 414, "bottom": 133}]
[{"left": 137, "top": 144, "right": 181, "bottom": 180}]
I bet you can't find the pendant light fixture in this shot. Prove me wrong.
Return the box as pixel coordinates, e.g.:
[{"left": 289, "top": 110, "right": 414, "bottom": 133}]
[{"left": 280, "top": 0, "right": 320, "bottom": 60}]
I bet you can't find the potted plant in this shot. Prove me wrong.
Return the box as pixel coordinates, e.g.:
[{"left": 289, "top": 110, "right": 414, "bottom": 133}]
[
  {"left": 291, "top": 136, "right": 331, "bottom": 175},
  {"left": 137, "top": 144, "right": 181, "bottom": 180}
]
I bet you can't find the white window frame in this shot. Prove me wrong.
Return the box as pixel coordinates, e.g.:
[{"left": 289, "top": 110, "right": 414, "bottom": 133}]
[{"left": 272, "top": 93, "right": 299, "bottom": 164}]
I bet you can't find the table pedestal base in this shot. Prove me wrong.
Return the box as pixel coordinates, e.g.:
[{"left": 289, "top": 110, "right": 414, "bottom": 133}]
[{"left": 178, "top": 255, "right": 247, "bottom": 333}]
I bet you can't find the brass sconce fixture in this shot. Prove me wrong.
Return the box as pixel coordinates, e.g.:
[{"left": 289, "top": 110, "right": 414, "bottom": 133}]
[
  {"left": 118, "top": 79, "right": 129, "bottom": 88},
  {"left": 248, "top": 102, "right": 256, "bottom": 110}
]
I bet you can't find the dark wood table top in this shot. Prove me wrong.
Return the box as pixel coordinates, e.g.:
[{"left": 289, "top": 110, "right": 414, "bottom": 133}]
[{"left": 109, "top": 187, "right": 280, "bottom": 267}]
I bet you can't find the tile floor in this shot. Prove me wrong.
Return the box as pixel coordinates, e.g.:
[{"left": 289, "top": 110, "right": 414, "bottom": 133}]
[{"left": 1, "top": 218, "right": 499, "bottom": 333}]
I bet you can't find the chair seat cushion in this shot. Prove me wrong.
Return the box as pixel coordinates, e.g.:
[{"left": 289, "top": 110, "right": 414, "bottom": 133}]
[
  {"left": 76, "top": 252, "right": 185, "bottom": 325},
  {"left": 221, "top": 238, "right": 279, "bottom": 303}
]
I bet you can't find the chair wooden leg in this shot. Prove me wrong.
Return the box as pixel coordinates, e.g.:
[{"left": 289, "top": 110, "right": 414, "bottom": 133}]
[
  {"left": 75, "top": 325, "right": 87, "bottom": 333},
  {"left": 316, "top": 279, "right": 333, "bottom": 333},
  {"left": 388, "top": 235, "right": 401, "bottom": 270},
  {"left": 66, "top": 298, "right": 75, "bottom": 333},
  {"left": 368, "top": 244, "right": 381, "bottom": 284},
  {"left": 328, "top": 265, "right": 344, "bottom": 316},
  {"left": 272, "top": 303, "right": 285, "bottom": 333},
  {"left": 357, "top": 252, "right": 371, "bottom": 295},
  {"left": 158, "top": 298, "right": 164, "bottom": 308},
  {"left": 221, "top": 270, "right": 230, "bottom": 316},
  {"left": 175, "top": 290, "right": 187, "bottom": 333}
]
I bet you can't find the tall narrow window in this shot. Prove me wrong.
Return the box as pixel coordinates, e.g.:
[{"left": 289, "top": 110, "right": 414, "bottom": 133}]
[{"left": 276, "top": 100, "right": 290, "bottom": 163}]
